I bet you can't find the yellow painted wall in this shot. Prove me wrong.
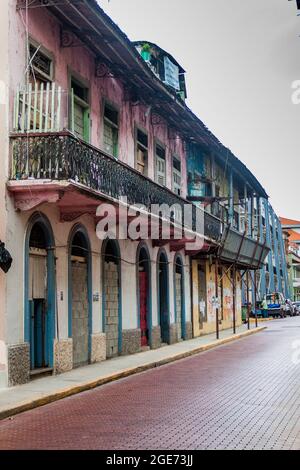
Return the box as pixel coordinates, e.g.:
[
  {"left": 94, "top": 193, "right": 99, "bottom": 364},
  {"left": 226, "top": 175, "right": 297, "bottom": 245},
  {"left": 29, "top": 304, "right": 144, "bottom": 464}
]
[{"left": 192, "top": 260, "right": 242, "bottom": 337}]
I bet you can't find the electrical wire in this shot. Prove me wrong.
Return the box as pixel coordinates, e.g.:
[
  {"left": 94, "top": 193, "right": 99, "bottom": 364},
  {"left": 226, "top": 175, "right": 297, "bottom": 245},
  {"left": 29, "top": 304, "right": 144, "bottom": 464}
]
[{"left": 56, "top": 244, "right": 190, "bottom": 268}]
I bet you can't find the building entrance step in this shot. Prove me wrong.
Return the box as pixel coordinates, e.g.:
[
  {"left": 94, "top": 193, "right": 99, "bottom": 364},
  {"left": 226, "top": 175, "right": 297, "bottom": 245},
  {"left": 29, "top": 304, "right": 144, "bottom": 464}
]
[{"left": 30, "top": 368, "right": 53, "bottom": 381}]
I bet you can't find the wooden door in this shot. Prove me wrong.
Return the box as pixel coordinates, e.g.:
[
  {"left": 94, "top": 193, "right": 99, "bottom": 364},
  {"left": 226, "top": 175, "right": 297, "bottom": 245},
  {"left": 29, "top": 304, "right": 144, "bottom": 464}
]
[{"left": 139, "top": 272, "right": 148, "bottom": 347}]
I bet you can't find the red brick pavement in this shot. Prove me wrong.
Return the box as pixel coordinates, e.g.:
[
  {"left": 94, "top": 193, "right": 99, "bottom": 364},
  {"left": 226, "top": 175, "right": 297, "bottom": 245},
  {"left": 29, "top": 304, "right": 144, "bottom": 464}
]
[{"left": 0, "top": 317, "right": 300, "bottom": 450}]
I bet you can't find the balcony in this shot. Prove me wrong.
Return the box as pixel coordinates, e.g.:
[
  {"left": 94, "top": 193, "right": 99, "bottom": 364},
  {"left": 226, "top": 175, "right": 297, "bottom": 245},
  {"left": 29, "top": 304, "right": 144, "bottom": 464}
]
[
  {"left": 218, "top": 227, "right": 270, "bottom": 270},
  {"left": 9, "top": 85, "right": 269, "bottom": 267},
  {"left": 9, "top": 132, "right": 222, "bottom": 246}
]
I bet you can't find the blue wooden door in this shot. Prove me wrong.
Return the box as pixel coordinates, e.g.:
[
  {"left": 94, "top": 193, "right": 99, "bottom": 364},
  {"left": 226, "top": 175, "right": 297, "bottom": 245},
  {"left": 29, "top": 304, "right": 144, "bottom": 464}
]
[
  {"left": 35, "top": 301, "right": 44, "bottom": 368},
  {"left": 30, "top": 300, "right": 47, "bottom": 369},
  {"left": 30, "top": 301, "right": 35, "bottom": 369}
]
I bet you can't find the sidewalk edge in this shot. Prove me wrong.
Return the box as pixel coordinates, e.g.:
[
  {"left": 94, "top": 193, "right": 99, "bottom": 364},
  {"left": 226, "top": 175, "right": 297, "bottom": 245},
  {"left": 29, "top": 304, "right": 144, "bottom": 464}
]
[{"left": 0, "top": 326, "right": 266, "bottom": 421}]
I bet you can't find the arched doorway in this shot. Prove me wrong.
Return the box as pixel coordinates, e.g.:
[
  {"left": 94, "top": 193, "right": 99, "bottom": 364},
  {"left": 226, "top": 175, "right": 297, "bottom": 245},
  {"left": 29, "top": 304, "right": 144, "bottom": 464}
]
[
  {"left": 158, "top": 250, "right": 169, "bottom": 344},
  {"left": 137, "top": 245, "right": 151, "bottom": 348},
  {"left": 25, "top": 215, "right": 55, "bottom": 371},
  {"left": 103, "top": 239, "right": 121, "bottom": 358},
  {"left": 69, "top": 227, "right": 91, "bottom": 368},
  {"left": 174, "top": 255, "right": 185, "bottom": 341}
]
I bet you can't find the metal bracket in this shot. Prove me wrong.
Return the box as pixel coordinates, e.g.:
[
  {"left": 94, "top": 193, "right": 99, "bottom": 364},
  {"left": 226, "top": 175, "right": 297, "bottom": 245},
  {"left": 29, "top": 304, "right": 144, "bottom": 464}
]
[
  {"left": 61, "top": 29, "right": 83, "bottom": 48},
  {"left": 95, "top": 61, "right": 115, "bottom": 79}
]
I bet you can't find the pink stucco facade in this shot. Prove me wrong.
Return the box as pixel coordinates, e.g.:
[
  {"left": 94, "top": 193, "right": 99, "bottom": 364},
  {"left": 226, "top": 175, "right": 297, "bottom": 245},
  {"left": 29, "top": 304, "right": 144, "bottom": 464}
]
[
  {"left": 9, "top": 4, "right": 187, "bottom": 197},
  {"left": 0, "top": 1, "right": 193, "bottom": 386}
]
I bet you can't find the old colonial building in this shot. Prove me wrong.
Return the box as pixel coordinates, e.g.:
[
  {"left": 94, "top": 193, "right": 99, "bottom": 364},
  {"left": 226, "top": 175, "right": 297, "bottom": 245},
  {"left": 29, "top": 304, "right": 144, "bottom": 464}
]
[
  {"left": 0, "top": 0, "right": 270, "bottom": 388},
  {"left": 280, "top": 218, "right": 300, "bottom": 300}
]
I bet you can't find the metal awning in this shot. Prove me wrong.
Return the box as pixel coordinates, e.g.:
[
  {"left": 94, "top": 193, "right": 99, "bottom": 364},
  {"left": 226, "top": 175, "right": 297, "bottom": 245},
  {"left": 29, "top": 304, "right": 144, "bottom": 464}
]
[{"left": 218, "top": 228, "right": 270, "bottom": 270}]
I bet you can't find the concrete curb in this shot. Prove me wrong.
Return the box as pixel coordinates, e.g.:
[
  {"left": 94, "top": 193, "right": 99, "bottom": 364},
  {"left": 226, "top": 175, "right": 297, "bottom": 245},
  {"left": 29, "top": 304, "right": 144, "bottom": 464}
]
[
  {"left": 0, "top": 326, "right": 266, "bottom": 421},
  {"left": 249, "top": 318, "right": 274, "bottom": 323}
]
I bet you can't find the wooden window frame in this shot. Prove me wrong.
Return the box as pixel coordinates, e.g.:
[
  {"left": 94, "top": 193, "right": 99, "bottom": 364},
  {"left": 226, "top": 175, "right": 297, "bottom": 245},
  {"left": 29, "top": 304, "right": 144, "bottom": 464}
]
[
  {"left": 172, "top": 155, "right": 182, "bottom": 196},
  {"left": 155, "top": 139, "right": 166, "bottom": 187},
  {"left": 135, "top": 125, "right": 148, "bottom": 176},
  {"left": 102, "top": 99, "right": 119, "bottom": 158},
  {"left": 28, "top": 38, "right": 55, "bottom": 83},
  {"left": 68, "top": 71, "right": 90, "bottom": 143}
]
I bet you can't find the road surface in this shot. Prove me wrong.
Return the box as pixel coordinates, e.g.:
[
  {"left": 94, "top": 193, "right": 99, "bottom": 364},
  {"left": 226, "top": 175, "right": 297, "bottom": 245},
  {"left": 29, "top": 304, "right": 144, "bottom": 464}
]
[{"left": 0, "top": 317, "right": 300, "bottom": 450}]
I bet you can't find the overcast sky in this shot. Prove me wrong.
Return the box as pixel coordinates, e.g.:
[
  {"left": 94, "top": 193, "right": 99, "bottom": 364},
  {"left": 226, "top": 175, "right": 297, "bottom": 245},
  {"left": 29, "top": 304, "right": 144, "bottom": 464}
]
[{"left": 98, "top": 0, "right": 300, "bottom": 220}]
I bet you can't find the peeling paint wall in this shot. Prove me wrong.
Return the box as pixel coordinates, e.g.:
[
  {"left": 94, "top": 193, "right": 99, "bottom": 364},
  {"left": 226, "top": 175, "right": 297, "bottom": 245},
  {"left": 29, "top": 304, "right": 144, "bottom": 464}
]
[
  {"left": 9, "top": 4, "right": 187, "bottom": 197},
  {"left": 192, "top": 259, "right": 242, "bottom": 337}
]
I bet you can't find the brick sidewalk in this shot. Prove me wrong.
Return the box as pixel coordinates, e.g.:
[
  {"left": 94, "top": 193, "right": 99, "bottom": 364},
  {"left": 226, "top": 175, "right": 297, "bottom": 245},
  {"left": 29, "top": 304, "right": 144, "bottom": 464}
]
[
  {"left": 1, "top": 317, "right": 299, "bottom": 450},
  {"left": 0, "top": 322, "right": 265, "bottom": 420}
]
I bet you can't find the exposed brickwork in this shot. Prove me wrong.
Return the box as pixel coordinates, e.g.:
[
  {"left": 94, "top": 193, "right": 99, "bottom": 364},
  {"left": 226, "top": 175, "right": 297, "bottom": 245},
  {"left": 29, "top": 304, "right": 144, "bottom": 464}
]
[
  {"left": 168, "top": 323, "right": 178, "bottom": 345},
  {"left": 91, "top": 333, "right": 106, "bottom": 363},
  {"left": 71, "top": 262, "right": 89, "bottom": 368},
  {"left": 121, "top": 329, "right": 141, "bottom": 356},
  {"left": 104, "top": 262, "right": 119, "bottom": 358},
  {"left": 151, "top": 326, "right": 161, "bottom": 349},
  {"left": 54, "top": 339, "right": 73, "bottom": 374},
  {"left": 7, "top": 343, "right": 30, "bottom": 387},
  {"left": 184, "top": 321, "right": 193, "bottom": 340}
]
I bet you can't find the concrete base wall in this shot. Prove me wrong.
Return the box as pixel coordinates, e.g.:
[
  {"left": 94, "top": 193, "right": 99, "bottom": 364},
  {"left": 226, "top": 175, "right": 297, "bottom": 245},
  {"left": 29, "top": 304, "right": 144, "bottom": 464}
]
[
  {"left": 185, "top": 321, "right": 193, "bottom": 340},
  {"left": 7, "top": 343, "right": 30, "bottom": 386},
  {"left": 121, "top": 329, "right": 141, "bottom": 356},
  {"left": 169, "top": 324, "right": 178, "bottom": 345},
  {"left": 91, "top": 333, "right": 106, "bottom": 363},
  {"left": 151, "top": 326, "right": 161, "bottom": 349},
  {"left": 54, "top": 339, "right": 73, "bottom": 374}
]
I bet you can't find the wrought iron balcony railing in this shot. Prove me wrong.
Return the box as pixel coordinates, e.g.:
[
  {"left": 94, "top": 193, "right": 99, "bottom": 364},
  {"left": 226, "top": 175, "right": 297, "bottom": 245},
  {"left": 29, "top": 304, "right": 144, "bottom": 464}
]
[{"left": 10, "top": 132, "right": 223, "bottom": 243}]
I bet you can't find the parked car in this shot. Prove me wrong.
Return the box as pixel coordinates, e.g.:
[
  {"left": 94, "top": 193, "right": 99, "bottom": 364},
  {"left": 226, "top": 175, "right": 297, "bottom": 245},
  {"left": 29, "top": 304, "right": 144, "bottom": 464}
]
[
  {"left": 265, "top": 292, "right": 286, "bottom": 318},
  {"left": 284, "top": 299, "right": 296, "bottom": 316},
  {"left": 292, "top": 301, "right": 300, "bottom": 315}
]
